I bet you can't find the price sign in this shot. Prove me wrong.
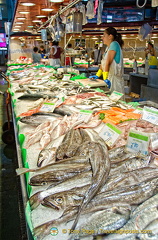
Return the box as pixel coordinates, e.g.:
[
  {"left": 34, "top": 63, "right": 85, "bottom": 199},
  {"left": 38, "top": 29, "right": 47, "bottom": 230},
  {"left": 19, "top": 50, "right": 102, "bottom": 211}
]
[
  {"left": 78, "top": 110, "right": 93, "bottom": 123},
  {"left": 126, "top": 130, "right": 149, "bottom": 155},
  {"left": 99, "top": 123, "right": 122, "bottom": 147},
  {"left": 39, "top": 102, "right": 56, "bottom": 112},
  {"left": 133, "top": 107, "right": 143, "bottom": 114},
  {"left": 109, "top": 91, "right": 124, "bottom": 102},
  {"left": 142, "top": 106, "right": 158, "bottom": 125},
  {"left": 62, "top": 74, "right": 71, "bottom": 81}
]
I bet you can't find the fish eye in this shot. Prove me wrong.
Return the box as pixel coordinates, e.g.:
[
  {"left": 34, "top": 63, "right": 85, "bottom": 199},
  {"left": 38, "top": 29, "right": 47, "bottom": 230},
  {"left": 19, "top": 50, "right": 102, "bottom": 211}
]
[
  {"left": 55, "top": 197, "right": 63, "bottom": 204},
  {"left": 41, "top": 182, "right": 47, "bottom": 185}
]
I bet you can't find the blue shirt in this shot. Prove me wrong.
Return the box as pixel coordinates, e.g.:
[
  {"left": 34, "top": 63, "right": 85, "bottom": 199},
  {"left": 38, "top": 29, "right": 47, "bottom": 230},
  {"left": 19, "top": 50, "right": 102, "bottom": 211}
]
[{"left": 109, "top": 41, "right": 121, "bottom": 64}]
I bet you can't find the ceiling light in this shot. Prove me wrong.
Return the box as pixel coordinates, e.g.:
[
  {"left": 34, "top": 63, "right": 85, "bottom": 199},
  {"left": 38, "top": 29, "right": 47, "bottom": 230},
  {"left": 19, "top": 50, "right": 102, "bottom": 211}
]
[
  {"left": 36, "top": 36, "right": 41, "bottom": 38},
  {"left": 19, "top": 11, "right": 30, "bottom": 14},
  {"left": 15, "top": 22, "right": 24, "bottom": 24},
  {"left": 41, "top": 8, "right": 53, "bottom": 12},
  {"left": 17, "top": 17, "right": 26, "bottom": 20},
  {"left": 14, "top": 26, "right": 21, "bottom": 28},
  {"left": 28, "top": 26, "right": 34, "bottom": 28},
  {"left": 13, "top": 29, "right": 20, "bottom": 31},
  {"left": 36, "top": 38, "right": 42, "bottom": 40},
  {"left": 21, "top": 3, "right": 35, "bottom": 6},
  {"left": 36, "top": 15, "right": 47, "bottom": 18},
  {"left": 49, "top": 0, "right": 64, "bottom": 2},
  {"left": 32, "top": 20, "right": 41, "bottom": 23}
]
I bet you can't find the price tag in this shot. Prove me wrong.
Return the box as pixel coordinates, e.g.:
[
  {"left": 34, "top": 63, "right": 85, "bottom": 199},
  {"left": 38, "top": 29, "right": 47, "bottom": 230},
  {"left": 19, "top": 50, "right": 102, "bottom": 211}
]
[
  {"left": 99, "top": 123, "right": 122, "bottom": 147},
  {"left": 109, "top": 91, "right": 124, "bottom": 102},
  {"left": 126, "top": 130, "right": 149, "bottom": 155},
  {"left": 133, "top": 107, "right": 143, "bottom": 114},
  {"left": 39, "top": 102, "right": 56, "bottom": 112},
  {"left": 150, "top": 133, "right": 158, "bottom": 151},
  {"left": 78, "top": 110, "right": 93, "bottom": 123},
  {"left": 55, "top": 97, "right": 65, "bottom": 107},
  {"left": 62, "top": 74, "right": 71, "bottom": 81},
  {"left": 142, "top": 106, "right": 158, "bottom": 125}
]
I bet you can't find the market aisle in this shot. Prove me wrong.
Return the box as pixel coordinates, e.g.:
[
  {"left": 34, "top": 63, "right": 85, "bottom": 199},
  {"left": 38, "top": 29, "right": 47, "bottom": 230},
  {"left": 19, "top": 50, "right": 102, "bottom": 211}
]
[{"left": 0, "top": 67, "right": 26, "bottom": 240}]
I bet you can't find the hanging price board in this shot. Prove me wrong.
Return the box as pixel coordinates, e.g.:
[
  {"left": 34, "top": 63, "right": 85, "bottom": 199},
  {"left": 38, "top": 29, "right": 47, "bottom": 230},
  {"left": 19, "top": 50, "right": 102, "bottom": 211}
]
[
  {"left": 142, "top": 106, "right": 158, "bottom": 125},
  {"left": 109, "top": 91, "right": 124, "bottom": 102},
  {"left": 39, "top": 102, "right": 56, "bottom": 112},
  {"left": 78, "top": 110, "right": 93, "bottom": 123},
  {"left": 99, "top": 123, "right": 122, "bottom": 147},
  {"left": 126, "top": 130, "right": 149, "bottom": 155}
]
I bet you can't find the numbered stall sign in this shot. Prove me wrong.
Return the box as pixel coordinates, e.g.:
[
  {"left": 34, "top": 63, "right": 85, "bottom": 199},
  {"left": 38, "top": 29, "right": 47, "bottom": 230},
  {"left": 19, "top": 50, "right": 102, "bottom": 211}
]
[
  {"left": 39, "top": 102, "right": 56, "bottom": 112},
  {"left": 78, "top": 110, "right": 93, "bottom": 123},
  {"left": 109, "top": 91, "right": 124, "bottom": 102},
  {"left": 142, "top": 106, "right": 158, "bottom": 125},
  {"left": 126, "top": 130, "right": 149, "bottom": 155},
  {"left": 99, "top": 123, "right": 122, "bottom": 147}
]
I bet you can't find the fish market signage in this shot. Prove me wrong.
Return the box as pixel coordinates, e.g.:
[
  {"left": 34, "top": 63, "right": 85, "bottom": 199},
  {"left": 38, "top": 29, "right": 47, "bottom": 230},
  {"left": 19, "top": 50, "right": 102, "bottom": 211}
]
[
  {"left": 142, "top": 106, "right": 158, "bottom": 125},
  {"left": 99, "top": 123, "right": 122, "bottom": 147},
  {"left": 126, "top": 130, "right": 149, "bottom": 155}
]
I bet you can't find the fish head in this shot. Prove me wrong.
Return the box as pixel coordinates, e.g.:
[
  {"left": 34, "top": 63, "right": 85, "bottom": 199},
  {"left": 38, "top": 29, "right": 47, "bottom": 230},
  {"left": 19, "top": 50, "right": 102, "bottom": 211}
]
[
  {"left": 42, "top": 191, "right": 83, "bottom": 210},
  {"left": 29, "top": 174, "right": 49, "bottom": 186},
  {"left": 37, "top": 148, "right": 56, "bottom": 167}
]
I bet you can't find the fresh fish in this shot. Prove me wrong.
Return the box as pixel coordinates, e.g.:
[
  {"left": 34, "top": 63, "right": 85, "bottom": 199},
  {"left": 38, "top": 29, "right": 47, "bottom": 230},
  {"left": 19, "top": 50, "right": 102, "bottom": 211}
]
[
  {"left": 18, "top": 93, "right": 57, "bottom": 100},
  {"left": 54, "top": 105, "right": 73, "bottom": 116},
  {"left": 136, "top": 218, "right": 158, "bottom": 240},
  {"left": 20, "top": 112, "right": 62, "bottom": 126},
  {"left": 33, "top": 179, "right": 158, "bottom": 240},
  {"left": 29, "top": 171, "right": 92, "bottom": 210},
  {"left": 29, "top": 163, "right": 91, "bottom": 186},
  {"left": 104, "top": 199, "right": 158, "bottom": 240},
  {"left": 71, "top": 141, "right": 110, "bottom": 230}
]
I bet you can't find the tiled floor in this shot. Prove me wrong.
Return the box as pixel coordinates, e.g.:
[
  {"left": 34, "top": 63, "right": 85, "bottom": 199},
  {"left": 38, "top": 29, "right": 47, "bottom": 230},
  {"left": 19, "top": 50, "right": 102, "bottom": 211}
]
[{"left": 0, "top": 66, "right": 27, "bottom": 240}]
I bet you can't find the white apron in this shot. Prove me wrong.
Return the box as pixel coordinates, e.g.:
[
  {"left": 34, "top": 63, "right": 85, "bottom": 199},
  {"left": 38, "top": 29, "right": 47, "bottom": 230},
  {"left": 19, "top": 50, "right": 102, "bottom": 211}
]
[{"left": 101, "top": 44, "right": 124, "bottom": 95}]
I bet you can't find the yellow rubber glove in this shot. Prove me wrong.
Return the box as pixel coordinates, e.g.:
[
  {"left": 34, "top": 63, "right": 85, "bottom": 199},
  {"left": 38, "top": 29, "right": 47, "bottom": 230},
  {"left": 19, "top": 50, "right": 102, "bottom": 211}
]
[
  {"left": 96, "top": 69, "right": 103, "bottom": 77},
  {"left": 103, "top": 71, "right": 109, "bottom": 80}
]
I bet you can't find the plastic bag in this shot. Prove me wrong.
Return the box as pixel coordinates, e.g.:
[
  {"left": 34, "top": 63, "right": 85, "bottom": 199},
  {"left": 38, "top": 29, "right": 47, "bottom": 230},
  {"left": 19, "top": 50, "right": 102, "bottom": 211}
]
[{"left": 86, "top": 0, "right": 95, "bottom": 19}]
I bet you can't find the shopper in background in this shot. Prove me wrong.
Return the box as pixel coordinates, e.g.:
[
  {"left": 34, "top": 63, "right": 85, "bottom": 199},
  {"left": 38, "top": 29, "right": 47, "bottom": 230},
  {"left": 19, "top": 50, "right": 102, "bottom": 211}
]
[
  {"left": 39, "top": 45, "right": 47, "bottom": 59},
  {"left": 145, "top": 41, "right": 157, "bottom": 69},
  {"left": 49, "top": 41, "right": 63, "bottom": 67},
  {"left": 32, "top": 47, "right": 41, "bottom": 63},
  {"left": 89, "top": 27, "right": 124, "bottom": 95},
  {"left": 92, "top": 44, "right": 102, "bottom": 65},
  {"left": 65, "top": 43, "right": 74, "bottom": 65}
]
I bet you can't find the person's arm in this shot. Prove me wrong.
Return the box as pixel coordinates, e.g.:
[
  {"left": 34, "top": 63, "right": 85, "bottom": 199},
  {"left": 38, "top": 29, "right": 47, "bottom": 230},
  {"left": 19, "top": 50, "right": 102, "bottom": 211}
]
[{"left": 102, "top": 50, "right": 116, "bottom": 72}]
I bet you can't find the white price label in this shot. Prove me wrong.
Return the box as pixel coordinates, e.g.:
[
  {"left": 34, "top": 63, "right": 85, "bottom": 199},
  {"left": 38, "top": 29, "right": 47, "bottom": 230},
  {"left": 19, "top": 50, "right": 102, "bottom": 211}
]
[
  {"left": 133, "top": 107, "right": 143, "bottom": 114},
  {"left": 78, "top": 110, "right": 93, "bottom": 123},
  {"left": 142, "top": 106, "right": 158, "bottom": 125},
  {"left": 126, "top": 130, "right": 149, "bottom": 155},
  {"left": 39, "top": 102, "right": 56, "bottom": 112},
  {"left": 62, "top": 74, "right": 71, "bottom": 81},
  {"left": 109, "top": 91, "right": 124, "bottom": 102},
  {"left": 55, "top": 97, "right": 65, "bottom": 107},
  {"left": 99, "top": 123, "right": 122, "bottom": 147}
]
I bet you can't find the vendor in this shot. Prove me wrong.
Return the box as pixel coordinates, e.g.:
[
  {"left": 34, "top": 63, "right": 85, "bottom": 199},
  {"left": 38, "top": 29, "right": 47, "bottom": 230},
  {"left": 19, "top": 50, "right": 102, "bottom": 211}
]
[
  {"left": 145, "top": 41, "right": 157, "bottom": 69},
  {"left": 89, "top": 27, "right": 124, "bottom": 95},
  {"left": 48, "top": 41, "right": 63, "bottom": 67}
]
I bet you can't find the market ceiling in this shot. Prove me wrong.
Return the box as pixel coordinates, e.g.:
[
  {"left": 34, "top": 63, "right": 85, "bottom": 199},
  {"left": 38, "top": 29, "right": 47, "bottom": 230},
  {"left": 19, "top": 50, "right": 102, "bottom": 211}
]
[{"left": 12, "top": 0, "right": 158, "bottom": 36}]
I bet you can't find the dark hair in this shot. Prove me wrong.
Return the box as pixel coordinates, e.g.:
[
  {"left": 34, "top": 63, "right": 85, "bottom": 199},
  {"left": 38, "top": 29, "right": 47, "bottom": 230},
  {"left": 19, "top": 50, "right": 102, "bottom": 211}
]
[
  {"left": 68, "top": 43, "right": 72, "bottom": 48},
  {"left": 33, "top": 47, "right": 38, "bottom": 52},
  {"left": 105, "top": 27, "right": 124, "bottom": 48},
  {"left": 40, "top": 45, "right": 45, "bottom": 49},
  {"left": 52, "top": 41, "right": 59, "bottom": 46},
  {"left": 148, "top": 41, "right": 154, "bottom": 48}
]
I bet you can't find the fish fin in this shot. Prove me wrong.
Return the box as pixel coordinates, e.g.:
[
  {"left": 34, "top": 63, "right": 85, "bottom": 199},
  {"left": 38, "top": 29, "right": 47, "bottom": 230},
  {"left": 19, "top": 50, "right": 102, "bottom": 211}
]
[
  {"left": 29, "top": 191, "right": 43, "bottom": 210},
  {"left": 16, "top": 167, "right": 33, "bottom": 175}
]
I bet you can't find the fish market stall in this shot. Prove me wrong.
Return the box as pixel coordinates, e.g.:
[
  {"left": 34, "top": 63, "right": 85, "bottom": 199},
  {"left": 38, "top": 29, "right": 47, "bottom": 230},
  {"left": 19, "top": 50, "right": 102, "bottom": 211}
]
[{"left": 7, "top": 63, "right": 158, "bottom": 240}]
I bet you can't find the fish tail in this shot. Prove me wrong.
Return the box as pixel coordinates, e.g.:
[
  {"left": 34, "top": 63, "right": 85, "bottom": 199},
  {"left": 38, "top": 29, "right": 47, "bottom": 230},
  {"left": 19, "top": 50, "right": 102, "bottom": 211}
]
[
  {"left": 29, "top": 191, "right": 43, "bottom": 210},
  {"left": 70, "top": 200, "right": 85, "bottom": 231},
  {"left": 16, "top": 167, "right": 33, "bottom": 175}
]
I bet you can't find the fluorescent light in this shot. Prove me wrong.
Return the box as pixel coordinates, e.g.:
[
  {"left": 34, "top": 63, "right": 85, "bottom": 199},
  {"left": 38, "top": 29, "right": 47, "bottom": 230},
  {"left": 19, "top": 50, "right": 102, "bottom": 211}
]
[
  {"left": 32, "top": 20, "right": 41, "bottom": 23},
  {"left": 36, "top": 15, "right": 47, "bottom": 18},
  {"left": 28, "top": 26, "right": 34, "bottom": 28},
  {"left": 49, "top": 0, "right": 64, "bottom": 2},
  {"left": 19, "top": 11, "right": 30, "bottom": 14},
  {"left": 17, "top": 17, "right": 26, "bottom": 20},
  {"left": 41, "top": 8, "right": 53, "bottom": 12},
  {"left": 13, "top": 29, "right": 20, "bottom": 31},
  {"left": 16, "top": 22, "right": 24, "bottom": 24},
  {"left": 21, "top": 3, "right": 35, "bottom": 6}
]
